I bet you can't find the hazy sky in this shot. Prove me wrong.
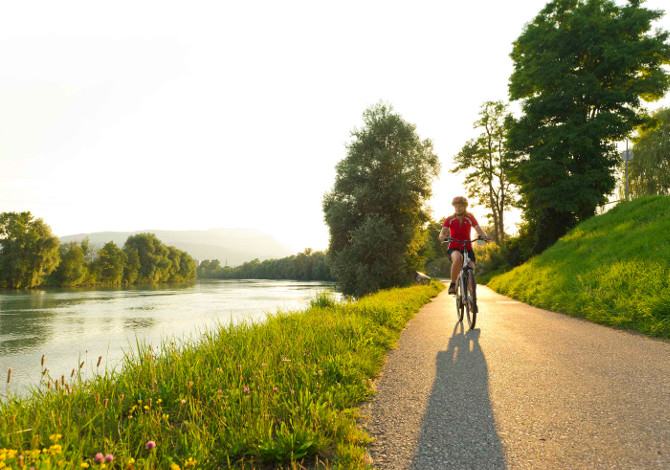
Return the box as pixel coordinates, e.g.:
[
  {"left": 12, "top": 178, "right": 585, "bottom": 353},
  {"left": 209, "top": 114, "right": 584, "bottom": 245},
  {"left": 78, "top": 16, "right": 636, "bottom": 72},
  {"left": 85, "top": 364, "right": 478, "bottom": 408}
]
[{"left": 2, "top": 1, "right": 669, "bottom": 253}]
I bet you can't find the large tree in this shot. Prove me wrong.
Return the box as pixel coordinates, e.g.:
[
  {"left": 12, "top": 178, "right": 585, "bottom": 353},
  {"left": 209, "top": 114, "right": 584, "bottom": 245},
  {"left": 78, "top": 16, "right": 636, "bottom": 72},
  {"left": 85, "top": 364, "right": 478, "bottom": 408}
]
[
  {"left": 323, "top": 103, "right": 440, "bottom": 297},
  {"left": 452, "top": 101, "right": 516, "bottom": 243},
  {"left": 0, "top": 212, "right": 60, "bottom": 288},
  {"left": 508, "top": 0, "right": 670, "bottom": 253}
]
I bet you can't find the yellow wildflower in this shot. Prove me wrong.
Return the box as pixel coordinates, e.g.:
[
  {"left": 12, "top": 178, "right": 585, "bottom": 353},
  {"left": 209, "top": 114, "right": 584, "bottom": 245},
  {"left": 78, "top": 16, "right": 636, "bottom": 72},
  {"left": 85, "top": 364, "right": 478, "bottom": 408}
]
[
  {"left": 170, "top": 464, "right": 181, "bottom": 470},
  {"left": 49, "top": 444, "right": 63, "bottom": 455},
  {"left": 156, "top": 399, "right": 162, "bottom": 404},
  {"left": 49, "top": 434, "right": 63, "bottom": 443},
  {"left": 0, "top": 462, "right": 6, "bottom": 468},
  {"left": 6, "top": 450, "right": 16, "bottom": 459},
  {"left": 162, "top": 414, "right": 169, "bottom": 420},
  {"left": 81, "top": 463, "right": 90, "bottom": 468},
  {"left": 143, "top": 406, "right": 150, "bottom": 410},
  {"left": 128, "top": 458, "right": 135, "bottom": 464},
  {"left": 185, "top": 457, "right": 198, "bottom": 467}
]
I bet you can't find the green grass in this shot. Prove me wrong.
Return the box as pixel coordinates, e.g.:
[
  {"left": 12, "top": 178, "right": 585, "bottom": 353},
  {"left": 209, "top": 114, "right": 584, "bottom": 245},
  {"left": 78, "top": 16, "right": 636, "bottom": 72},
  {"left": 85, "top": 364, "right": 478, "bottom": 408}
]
[
  {"left": 0, "top": 281, "right": 443, "bottom": 469},
  {"left": 488, "top": 195, "right": 670, "bottom": 338}
]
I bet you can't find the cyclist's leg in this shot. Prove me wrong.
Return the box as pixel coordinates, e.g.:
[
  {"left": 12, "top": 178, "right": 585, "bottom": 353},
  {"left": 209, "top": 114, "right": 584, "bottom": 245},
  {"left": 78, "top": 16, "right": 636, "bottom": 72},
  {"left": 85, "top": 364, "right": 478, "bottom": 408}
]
[{"left": 450, "top": 250, "right": 463, "bottom": 285}]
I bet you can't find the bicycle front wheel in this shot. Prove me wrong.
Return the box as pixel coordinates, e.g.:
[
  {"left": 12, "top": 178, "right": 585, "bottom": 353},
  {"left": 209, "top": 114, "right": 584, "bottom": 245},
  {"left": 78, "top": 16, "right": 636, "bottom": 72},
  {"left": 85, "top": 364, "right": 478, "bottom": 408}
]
[
  {"left": 455, "top": 276, "right": 464, "bottom": 322},
  {"left": 466, "top": 270, "right": 477, "bottom": 329},
  {"left": 460, "top": 271, "right": 469, "bottom": 324}
]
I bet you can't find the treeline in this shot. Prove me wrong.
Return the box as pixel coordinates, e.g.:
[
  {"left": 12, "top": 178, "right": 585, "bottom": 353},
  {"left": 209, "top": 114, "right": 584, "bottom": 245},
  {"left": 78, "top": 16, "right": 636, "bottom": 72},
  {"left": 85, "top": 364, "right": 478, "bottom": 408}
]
[
  {"left": 0, "top": 212, "right": 196, "bottom": 289},
  {"left": 197, "top": 249, "right": 333, "bottom": 281}
]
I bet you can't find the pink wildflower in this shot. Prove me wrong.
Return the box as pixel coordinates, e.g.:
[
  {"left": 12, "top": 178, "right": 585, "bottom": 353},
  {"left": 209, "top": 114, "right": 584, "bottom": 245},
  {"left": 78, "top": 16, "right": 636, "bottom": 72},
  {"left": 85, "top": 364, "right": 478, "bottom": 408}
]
[
  {"left": 243, "top": 386, "right": 249, "bottom": 394},
  {"left": 273, "top": 387, "right": 278, "bottom": 392},
  {"left": 105, "top": 454, "right": 114, "bottom": 463},
  {"left": 145, "top": 441, "right": 156, "bottom": 450},
  {"left": 94, "top": 453, "right": 104, "bottom": 463},
  {"left": 217, "top": 389, "right": 223, "bottom": 395}
]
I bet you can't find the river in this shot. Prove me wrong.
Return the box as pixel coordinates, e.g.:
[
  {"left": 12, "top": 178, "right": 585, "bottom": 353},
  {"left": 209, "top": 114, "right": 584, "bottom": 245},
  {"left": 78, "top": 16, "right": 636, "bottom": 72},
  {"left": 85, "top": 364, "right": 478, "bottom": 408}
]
[{"left": 0, "top": 279, "right": 339, "bottom": 398}]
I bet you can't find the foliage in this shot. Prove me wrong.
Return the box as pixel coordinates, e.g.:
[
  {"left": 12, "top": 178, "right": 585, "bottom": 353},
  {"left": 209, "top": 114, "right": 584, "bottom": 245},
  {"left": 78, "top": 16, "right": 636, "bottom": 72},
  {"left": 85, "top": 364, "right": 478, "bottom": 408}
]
[
  {"left": 323, "top": 103, "right": 440, "bottom": 297},
  {"left": 0, "top": 213, "right": 195, "bottom": 288},
  {"left": 124, "top": 233, "right": 196, "bottom": 284},
  {"left": 626, "top": 107, "right": 670, "bottom": 197},
  {"left": 0, "top": 212, "right": 60, "bottom": 288},
  {"left": 93, "top": 241, "right": 128, "bottom": 285},
  {"left": 508, "top": 0, "right": 670, "bottom": 254},
  {"left": 123, "top": 247, "right": 141, "bottom": 285},
  {"left": 49, "top": 241, "right": 90, "bottom": 287},
  {"left": 0, "top": 282, "right": 443, "bottom": 468},
  {"left": 488, "top": 195, "right": 670, "bottom": 338},
  {"left": 198, "top": 249, "right": 334, "bottom": 281},
  {"left": 452, "top": 101, "right": 516, "bottom": 243}
]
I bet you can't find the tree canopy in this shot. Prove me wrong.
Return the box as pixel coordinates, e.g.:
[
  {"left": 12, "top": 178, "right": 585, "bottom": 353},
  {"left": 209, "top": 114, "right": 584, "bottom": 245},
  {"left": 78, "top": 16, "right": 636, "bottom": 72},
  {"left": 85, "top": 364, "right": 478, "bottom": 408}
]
[
  {"left": 626, "top": 107, "right": 670, "bottom": 197},
  {"left": 508, "top": 0, "right": 670, "bottom": 252},
  {"left": 0, "top": 212, "right": 60, "bottom": 288},
  {"left": 452, "top": 101, "right": 516, "bottom": 243},
  {"left": 0, "top": 213, "right": 196, "bottom": 288},
  {"left": 323, "top": 103, "right": 440, "bottom": 297}
]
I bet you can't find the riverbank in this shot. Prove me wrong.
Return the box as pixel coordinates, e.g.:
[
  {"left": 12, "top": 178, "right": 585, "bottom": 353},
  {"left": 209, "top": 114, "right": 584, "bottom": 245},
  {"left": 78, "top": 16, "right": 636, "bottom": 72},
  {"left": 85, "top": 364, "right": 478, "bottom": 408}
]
[{"left": 0, "top": 281, "right": 443, "bottom": 469}]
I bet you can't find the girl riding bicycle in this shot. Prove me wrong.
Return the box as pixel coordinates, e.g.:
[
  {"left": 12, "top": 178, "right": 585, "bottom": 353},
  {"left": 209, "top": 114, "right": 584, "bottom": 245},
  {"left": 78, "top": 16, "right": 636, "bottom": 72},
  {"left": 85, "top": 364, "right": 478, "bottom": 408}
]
[{"left": 438, "top": 196, "right": 492, "bottom": 295}]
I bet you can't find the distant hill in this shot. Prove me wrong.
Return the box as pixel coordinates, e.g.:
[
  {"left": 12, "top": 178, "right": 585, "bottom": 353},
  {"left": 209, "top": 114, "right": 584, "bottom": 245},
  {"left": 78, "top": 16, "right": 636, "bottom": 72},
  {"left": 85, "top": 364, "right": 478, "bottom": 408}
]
[{"left": 59, "top": 228, "right": 294, "bottom": 266}]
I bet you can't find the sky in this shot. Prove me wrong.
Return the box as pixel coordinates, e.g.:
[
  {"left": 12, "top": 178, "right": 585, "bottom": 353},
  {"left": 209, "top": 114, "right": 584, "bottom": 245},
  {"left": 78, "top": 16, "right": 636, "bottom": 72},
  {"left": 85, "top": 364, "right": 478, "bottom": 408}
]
[{"left": 2, "top": 1, "right": 669, "bottom": 253}]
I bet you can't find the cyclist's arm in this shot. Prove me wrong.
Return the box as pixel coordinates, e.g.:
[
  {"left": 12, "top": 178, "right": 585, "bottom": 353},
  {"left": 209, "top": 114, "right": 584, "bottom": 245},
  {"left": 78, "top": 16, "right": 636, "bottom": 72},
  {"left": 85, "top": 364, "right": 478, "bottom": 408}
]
[
  {"left": 438, "top": 226, "right": 449, "bottom": 242},
  {"left": 474, "top": 225, "right": 492, "bottom": 241}
]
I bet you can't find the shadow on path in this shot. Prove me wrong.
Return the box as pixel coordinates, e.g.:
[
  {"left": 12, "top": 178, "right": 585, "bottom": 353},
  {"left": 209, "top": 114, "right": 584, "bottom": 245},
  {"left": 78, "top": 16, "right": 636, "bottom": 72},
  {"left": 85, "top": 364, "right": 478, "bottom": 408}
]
[{"left": 411, "top": 322, "right": 505, "bottom": 469}]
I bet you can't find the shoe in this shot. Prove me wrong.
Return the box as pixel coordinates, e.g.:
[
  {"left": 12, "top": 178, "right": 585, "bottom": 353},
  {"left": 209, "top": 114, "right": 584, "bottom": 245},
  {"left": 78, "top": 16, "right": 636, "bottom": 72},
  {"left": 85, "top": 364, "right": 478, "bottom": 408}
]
[{"left": 448, "top": 284, "right": 456, "bottom": 295}]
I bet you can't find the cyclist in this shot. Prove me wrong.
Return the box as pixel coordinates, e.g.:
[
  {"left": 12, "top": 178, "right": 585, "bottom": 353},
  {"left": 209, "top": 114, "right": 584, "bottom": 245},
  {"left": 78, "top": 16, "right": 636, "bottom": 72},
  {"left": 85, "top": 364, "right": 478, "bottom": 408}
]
[{"left": 438, "top": 196, "right": 492, "bottom": 295}]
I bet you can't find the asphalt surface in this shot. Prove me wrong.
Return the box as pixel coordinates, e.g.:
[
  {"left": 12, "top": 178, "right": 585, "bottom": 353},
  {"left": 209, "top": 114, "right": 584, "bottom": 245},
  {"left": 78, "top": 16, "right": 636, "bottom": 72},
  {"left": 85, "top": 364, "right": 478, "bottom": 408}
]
[{"left": 362, "top": 284, "right": 670, "bottom": 469}]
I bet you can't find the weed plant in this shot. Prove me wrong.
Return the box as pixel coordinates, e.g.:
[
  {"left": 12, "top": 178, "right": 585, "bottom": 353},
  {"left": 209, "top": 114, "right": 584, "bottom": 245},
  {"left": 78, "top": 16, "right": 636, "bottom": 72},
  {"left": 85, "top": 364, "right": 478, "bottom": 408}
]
[
  {"left": 488, "top": 196, "right": 670, "bottom": 338},
  {"left": 0, "top": 282, "right": 443, "bottom": 469}
]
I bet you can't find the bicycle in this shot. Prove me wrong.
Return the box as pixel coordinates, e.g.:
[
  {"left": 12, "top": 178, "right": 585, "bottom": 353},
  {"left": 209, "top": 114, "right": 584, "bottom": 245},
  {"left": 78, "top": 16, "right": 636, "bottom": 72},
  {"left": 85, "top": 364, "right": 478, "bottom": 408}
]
[{"left": 441, "top": 237, "right": 487, "bottom": 329}]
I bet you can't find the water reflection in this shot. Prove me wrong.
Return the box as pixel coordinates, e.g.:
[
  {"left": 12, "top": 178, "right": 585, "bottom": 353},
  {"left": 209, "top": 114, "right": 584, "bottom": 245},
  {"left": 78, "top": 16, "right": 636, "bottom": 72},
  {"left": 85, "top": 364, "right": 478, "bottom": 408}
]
[{"left": 0, "top": 279, "right": 338, "bottom": 396}]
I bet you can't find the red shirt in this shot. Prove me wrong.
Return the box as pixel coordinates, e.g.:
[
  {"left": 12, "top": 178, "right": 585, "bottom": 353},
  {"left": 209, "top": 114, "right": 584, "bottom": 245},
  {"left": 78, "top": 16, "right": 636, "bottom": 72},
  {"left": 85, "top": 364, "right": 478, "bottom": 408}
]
[{"left": 443, "top": 213, "right": 479, "bottom": 250}]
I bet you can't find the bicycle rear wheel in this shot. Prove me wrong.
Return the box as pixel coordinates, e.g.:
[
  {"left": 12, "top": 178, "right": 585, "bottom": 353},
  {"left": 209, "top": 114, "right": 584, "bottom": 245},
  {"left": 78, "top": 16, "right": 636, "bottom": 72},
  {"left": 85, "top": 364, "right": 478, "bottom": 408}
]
[{"left": 466, "top": 269, "right": 477, "bottom": 329}]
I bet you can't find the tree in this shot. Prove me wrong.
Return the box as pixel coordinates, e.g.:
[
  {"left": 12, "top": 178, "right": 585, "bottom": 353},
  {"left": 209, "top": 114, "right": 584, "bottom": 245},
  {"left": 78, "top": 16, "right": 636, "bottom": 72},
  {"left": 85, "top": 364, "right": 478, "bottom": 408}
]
[
  {"left": 124, "top": 233, "right": 172, "bottom": 283},
  {"left": 0, "top": 212, "right": 60, "bottom": 288},
  {"left": 49, "top": 241, "right": 89, "bottom": 287},
  {"left": 508, "top": 0, "right": 670, "bottom": 253},
  {"left": 93, "top": 241, "right": 127, "bottom": 285},
  {"left": 452, "top": 101, "right": 516, "bottom": 243},
  {"left": 626, "top": 107, "right": 670, "bottom": 197},
  {"left": 323, "top": 103, "right": 440, "bottom": 297}
]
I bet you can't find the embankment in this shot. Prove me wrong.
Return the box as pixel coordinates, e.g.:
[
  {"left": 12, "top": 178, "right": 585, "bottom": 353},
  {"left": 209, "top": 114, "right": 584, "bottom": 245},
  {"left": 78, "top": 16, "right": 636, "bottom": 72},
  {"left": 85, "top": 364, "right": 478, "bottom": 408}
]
[{"left": 488, "top": 195, "right": 670, "bottom": 338}]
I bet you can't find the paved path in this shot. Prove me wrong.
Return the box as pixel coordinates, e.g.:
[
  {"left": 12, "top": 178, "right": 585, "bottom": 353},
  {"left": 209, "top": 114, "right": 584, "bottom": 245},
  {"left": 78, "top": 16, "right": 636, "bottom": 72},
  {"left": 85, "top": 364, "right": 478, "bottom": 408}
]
[{"left": 362, "top": 285, "right": 670, "bottom": 469}]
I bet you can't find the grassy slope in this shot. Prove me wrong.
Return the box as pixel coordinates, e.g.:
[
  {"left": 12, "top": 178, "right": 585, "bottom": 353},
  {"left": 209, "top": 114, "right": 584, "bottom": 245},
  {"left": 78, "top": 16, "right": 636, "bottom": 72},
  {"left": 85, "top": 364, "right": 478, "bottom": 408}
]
[
  {"left": 488, "top": 196, "right": 670, "bottom": 338},
  {"left": 0, "top": 282, "right": 443, "bottom": 469}
]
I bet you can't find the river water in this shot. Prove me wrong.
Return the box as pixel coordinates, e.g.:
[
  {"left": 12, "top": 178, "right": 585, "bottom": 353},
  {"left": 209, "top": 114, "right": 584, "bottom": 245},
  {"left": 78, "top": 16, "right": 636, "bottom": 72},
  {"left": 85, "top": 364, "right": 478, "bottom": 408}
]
[{"left": 0, "top": 279, "right": 339, "bottom": 397}]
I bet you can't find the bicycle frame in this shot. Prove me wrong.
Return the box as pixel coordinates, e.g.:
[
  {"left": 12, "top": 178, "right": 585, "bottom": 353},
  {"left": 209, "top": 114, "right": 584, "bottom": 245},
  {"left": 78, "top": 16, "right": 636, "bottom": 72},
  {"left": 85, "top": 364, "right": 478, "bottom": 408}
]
[{"left": 441, "top": 237, "right": 483, "bottom": 329}]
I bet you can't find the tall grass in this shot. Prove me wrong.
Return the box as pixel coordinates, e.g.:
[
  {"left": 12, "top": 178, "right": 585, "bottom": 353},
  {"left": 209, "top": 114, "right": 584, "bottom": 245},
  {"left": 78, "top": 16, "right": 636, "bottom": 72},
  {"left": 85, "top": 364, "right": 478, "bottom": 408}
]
[
  {"left": 488, "top": 196, "right": 670, "bottom": 338},
  {"left": 0, "top": 282, "right": 443, "bottom": 469}
]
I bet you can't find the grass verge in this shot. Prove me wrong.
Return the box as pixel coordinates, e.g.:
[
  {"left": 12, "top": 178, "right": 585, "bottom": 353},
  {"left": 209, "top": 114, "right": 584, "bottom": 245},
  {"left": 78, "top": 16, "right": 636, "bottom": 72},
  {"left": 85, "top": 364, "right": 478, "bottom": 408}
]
[
  {"left": 487, "top": 196, "right": 670, "bottom": 338},
  {"left": 0, "top": 281, "right": 443, "bottom": 469}
]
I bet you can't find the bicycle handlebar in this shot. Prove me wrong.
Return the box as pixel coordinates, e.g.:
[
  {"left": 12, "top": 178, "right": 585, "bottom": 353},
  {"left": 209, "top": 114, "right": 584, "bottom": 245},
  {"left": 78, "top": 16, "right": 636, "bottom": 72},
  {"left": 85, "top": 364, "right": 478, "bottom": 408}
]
[{"left": 440, "top": 236, "right": 489, "bottom": 244}]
